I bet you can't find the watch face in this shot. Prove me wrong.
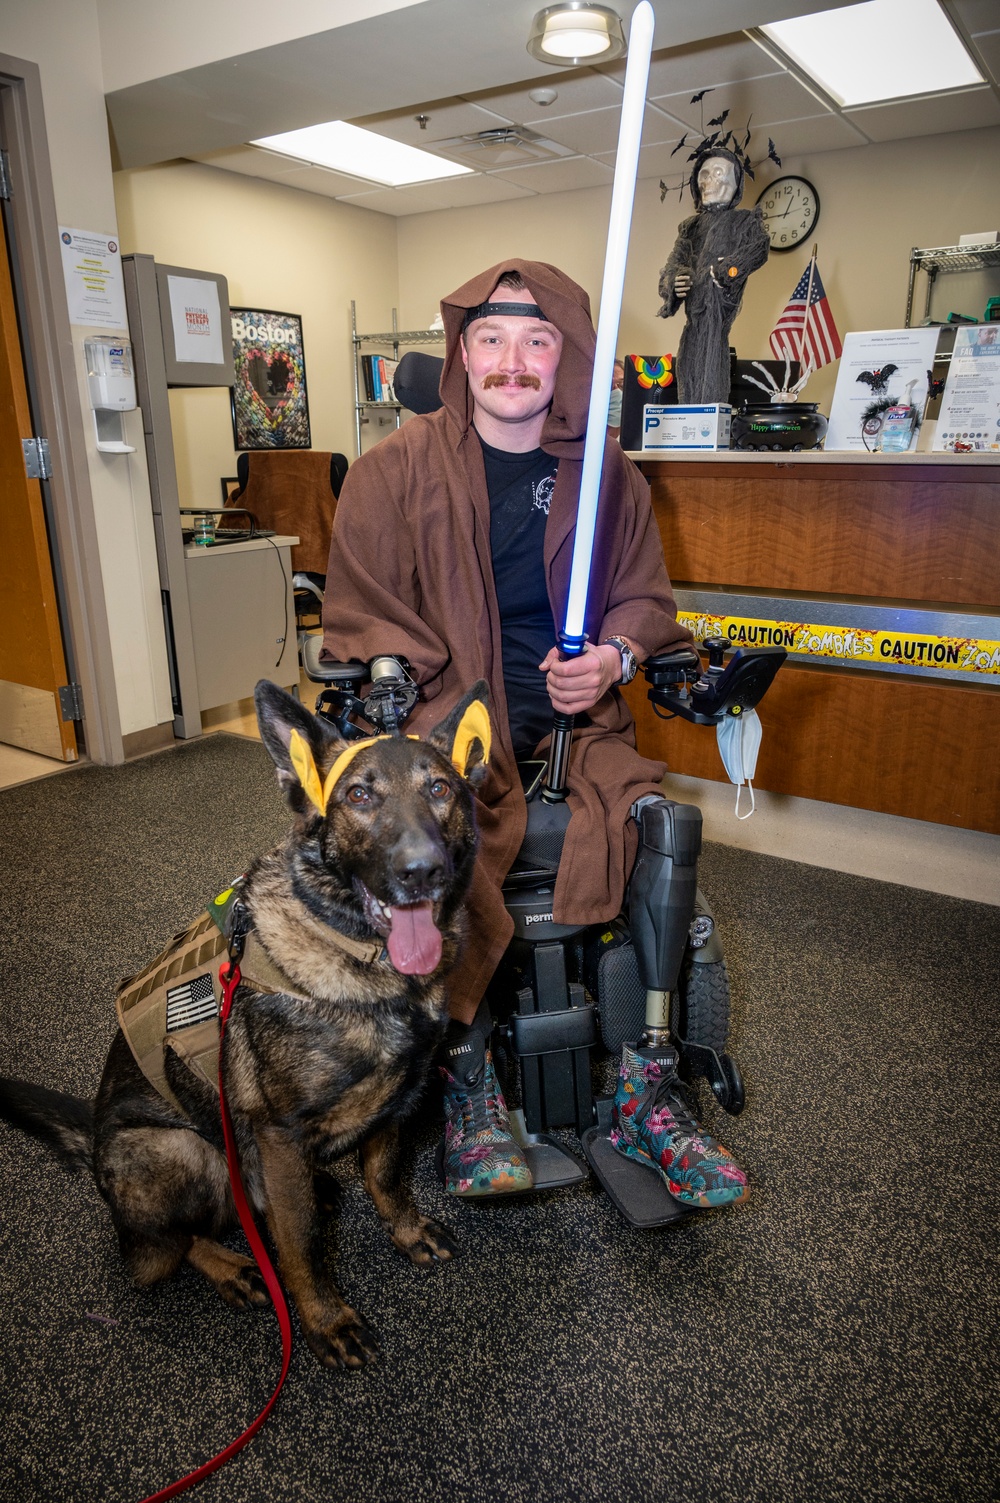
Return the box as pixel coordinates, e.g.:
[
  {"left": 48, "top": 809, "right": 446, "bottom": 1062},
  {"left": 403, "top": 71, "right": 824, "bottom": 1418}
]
[{"left": 756, "top": 177, "right": 820, "bottom": 252}]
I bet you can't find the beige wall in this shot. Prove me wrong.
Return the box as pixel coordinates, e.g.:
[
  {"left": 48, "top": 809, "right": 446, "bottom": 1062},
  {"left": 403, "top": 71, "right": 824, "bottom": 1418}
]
[
  {"left": 113, "top": 161, "right": 400, "bottom": 506},
  {"left": 396, "top": 123, "right": 1000, "bottom": 416}
]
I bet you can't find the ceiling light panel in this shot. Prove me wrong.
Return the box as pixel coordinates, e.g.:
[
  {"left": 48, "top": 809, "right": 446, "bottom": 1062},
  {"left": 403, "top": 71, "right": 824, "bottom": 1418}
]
[
  {"left": 761, "top": 0, "right": 984, "bottom": 107},
  {"left": 252, "top": 121, "right": 473, "bottom": 186}
]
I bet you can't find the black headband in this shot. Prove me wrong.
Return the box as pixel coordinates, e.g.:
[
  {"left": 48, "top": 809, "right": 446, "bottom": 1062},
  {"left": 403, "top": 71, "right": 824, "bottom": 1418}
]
[{"left": 462, "top": 300, "right": 547, "bottom": 330}]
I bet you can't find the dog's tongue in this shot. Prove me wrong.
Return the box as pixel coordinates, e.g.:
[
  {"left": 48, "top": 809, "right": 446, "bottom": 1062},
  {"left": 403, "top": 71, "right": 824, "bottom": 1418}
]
[{"left": 386, "top": 901, "right": 442, "bottom": 975}]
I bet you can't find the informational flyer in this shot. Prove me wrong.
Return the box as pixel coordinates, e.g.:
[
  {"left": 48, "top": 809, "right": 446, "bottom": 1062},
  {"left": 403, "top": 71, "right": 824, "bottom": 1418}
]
[
  {"left": 933, "top": 325, "right": 1000, "bottom": 452},
  {"left": 166, "top": 274, "right": 225, "bottom": 366},
  {"left": 58, "top": 226, "right": 128, "bottom": 329},
  {"left": 824, "top": 327, "right": 941, "bottom": 451}
]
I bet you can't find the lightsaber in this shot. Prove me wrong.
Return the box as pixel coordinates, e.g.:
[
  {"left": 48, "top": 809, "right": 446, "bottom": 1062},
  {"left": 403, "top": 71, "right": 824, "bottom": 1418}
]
[{"left": 542, "top": 0, "right": 655, "bottom": 800}]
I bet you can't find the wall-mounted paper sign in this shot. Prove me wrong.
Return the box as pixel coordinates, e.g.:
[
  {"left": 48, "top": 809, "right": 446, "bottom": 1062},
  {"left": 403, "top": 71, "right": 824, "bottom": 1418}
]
[
  {"left": 825, "top": 327, "right": 941, "bottom": 451},
  {"left": 166, "top": 275, "right": 225, "bottom": 366},
  {"left": 58, "top": 226, "right": 128, "bottom": 330},
  {"left": 933, "top": 325, "right": 1000, "bottom": 453}
]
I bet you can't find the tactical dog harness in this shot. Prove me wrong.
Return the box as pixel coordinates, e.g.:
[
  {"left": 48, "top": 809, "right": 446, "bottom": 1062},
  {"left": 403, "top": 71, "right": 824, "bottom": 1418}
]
[{"left": 115, "top": 881, "right": 382, "bottom": 1114}]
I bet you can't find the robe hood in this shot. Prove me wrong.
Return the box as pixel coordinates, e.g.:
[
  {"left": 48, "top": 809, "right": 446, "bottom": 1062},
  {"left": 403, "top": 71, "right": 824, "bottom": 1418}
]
[
  {"left": 438, "top": 259, "right": 597, "bottom": 459},
  {"left": 689, "top": 146, "right": 746, "bottom": 212}
]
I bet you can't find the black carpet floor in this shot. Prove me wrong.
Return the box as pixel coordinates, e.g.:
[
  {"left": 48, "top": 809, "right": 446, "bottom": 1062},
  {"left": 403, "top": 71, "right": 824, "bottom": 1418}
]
[{"left": 0, "top": 734, "right": 997, "bottom": 1503}]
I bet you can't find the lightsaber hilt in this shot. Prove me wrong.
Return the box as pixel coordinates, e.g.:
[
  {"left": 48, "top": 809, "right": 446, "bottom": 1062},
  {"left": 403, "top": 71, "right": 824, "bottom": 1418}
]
[{"left": 540, "top": 630, "right": 588, "bottom": 803}]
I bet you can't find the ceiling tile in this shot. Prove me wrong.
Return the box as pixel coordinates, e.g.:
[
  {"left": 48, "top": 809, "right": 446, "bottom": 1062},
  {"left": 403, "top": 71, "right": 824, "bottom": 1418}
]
[
  {"left": 188, "top": 145, "right": 372, "bottom": 194},
  {"left": 488, "top": 155, "right": 615, "bottom": 192},
  {"left": 352, "top": 98, "right": 513, "bottom": 146},
  {"left": 845, "top": 86, "right": 1000, "bottom": 141},
  {"left": 952, "top": 0, "right": 1000, "bottom": 33},
  {"left": 525, "top": 103, "right": 680, "bottom": 156},
  {"left": 751, "top": 113, "right": 870, "bottom": 155},
  {"left": 465, "top": 67, "right": 624, "bottom": 125},
  {"left": 592, "top": 136, "right": 696, "bottom": 183},
  {"left": 970, "top": 30, "right": 1000, "bottom": 81},
  {"left": 655, "top": 73, "right": 832, "bottom": 134},
  {"left": 600, "top": 36, "right": 783, "bottom": 96},
  {"left": 337, "top": 172, "right": 535, "bottom": 217}
]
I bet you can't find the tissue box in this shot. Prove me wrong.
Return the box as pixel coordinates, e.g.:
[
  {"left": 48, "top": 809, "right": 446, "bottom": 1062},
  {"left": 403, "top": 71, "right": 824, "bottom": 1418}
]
[{"left": 641, "top": 403, "right": 732, "bottom": 450}]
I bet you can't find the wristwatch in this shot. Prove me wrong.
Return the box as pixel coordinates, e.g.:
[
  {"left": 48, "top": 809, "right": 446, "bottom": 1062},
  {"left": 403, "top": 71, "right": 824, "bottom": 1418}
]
[{"left": 603, "top": 635, "right": 637, "bottom": 685}]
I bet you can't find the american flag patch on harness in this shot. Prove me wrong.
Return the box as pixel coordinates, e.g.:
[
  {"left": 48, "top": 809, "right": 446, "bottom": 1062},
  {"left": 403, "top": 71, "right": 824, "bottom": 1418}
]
[{"left": 165, "top": 973, "right": 218, "bottom": 1032}]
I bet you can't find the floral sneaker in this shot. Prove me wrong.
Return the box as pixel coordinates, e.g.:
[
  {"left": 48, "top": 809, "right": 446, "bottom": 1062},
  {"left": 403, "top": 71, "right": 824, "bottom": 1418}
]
[
  {"left": 439, "top": 1030, "right": 533, "bottom": 1197},
  {"left": 610, "top": 1042, "right": 749, "bottom": 1209}
]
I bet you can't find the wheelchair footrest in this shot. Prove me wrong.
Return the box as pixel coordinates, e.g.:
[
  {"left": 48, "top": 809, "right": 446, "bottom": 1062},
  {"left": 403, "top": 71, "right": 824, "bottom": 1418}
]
[
  {"left": 508, "top": 1109, "right": 589, "bottom": 1191},
  {"left": 580, "top": 1098, "right": 698, "bottom": 1229}
]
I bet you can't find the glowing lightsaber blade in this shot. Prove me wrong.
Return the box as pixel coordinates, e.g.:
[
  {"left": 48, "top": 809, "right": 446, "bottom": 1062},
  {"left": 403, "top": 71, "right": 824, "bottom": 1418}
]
[
  {"left": 541, "top": 0, "right": 655, "bottom": 802},
  {"left": 561, "top": 0, "right": 655, "bottom": 649}
]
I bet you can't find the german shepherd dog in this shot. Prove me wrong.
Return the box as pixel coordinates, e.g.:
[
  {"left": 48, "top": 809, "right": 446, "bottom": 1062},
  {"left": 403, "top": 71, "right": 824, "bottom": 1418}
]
[{"left": 0, "top": 679, "right": 489, "bottom": 1369}]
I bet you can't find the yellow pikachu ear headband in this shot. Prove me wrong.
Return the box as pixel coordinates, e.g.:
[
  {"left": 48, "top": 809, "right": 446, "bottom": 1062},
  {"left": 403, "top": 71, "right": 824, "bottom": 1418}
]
[{"left": 287, "top": 699, "right": 491, "bottom": 816}]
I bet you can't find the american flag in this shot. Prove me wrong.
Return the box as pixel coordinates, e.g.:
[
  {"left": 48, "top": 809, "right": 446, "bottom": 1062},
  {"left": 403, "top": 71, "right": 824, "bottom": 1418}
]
[{"left": 769, "top": 259, "right": 842, "bottom": 373}]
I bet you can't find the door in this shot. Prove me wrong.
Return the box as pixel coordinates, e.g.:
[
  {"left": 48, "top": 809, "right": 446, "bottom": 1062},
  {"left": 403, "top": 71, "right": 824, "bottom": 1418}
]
[{"left": 0, "top": 204, "right": 78, "bottom": 761}]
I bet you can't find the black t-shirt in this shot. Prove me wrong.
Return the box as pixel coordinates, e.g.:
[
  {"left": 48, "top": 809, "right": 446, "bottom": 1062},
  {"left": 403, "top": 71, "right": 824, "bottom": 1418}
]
[{"left": 477, "top": 432, "right": 558, "bottom": 758}]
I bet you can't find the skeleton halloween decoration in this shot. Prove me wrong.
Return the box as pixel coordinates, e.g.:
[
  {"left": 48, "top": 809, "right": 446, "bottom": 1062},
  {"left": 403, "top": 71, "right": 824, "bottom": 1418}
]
[{"left": 657, "top": 145, "right": 770, "bottom": 405}]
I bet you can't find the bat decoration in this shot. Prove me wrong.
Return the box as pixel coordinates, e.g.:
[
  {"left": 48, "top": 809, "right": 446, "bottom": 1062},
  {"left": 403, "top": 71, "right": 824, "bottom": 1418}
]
[
  {"left": 926, "top": 369, "right": 945, "bottom": 401},
  {"left": 659, "top": 101, "right": 779, "bottom": 203},
  {"left": 857, "top": 365, "right": 899, "bottom": 392}
]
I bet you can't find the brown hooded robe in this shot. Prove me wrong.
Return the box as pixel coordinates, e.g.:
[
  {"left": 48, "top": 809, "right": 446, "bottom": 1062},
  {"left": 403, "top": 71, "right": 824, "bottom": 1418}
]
[{"left": 322, "top": 259, "right": 692, "bottom": 1021}]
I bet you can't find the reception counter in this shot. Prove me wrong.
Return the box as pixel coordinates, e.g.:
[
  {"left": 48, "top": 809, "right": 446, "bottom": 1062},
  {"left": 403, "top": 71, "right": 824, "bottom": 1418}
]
[{"left": 623, "top": 451, "right": 1000, "bottom": 835}]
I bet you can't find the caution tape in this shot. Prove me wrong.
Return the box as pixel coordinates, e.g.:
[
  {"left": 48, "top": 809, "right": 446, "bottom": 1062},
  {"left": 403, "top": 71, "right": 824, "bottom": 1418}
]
[{"left": 677, "top": 612, "right": 1000, "bottom": 677}]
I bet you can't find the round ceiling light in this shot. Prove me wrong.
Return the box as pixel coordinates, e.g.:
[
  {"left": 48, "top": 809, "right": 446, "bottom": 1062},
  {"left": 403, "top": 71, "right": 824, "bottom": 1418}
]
[{"left": 526, "top": 4, "right": 627, "bottom": 67}]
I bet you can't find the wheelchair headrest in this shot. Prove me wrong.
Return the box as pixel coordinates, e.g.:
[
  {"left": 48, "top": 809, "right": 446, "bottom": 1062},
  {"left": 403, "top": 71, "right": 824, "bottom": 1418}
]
[{"left": 393, "top": 351, "right": 445, "bottom": 415}]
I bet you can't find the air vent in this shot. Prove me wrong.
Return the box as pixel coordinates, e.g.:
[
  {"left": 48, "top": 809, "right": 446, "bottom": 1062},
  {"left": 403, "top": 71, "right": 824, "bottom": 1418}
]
[{"left": 431, "top": 125, "right": 575, "bottom": 169}]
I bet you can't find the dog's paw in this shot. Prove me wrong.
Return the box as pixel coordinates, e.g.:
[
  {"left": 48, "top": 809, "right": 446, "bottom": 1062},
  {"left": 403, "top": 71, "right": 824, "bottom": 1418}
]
[
  {"left": 392, "top": 1216, "right": 458, "bottom": 1267},
  {"left": 216, "top": 1258, "right": 270, "bottom": 1311},
  {"left": 304, "top": 1306, "right": 379, "bottom": 1370}
]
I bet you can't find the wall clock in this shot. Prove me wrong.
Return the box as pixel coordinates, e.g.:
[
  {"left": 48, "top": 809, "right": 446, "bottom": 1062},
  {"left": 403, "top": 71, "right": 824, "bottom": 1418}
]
[{"left": 755, "top": 176, "right": 820, "bottom": 252}]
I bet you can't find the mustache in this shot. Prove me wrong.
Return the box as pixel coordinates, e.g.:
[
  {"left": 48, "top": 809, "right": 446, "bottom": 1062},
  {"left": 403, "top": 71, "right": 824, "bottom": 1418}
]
[{"left": 481, "top": 372, "right": 542, "bottom": 390}]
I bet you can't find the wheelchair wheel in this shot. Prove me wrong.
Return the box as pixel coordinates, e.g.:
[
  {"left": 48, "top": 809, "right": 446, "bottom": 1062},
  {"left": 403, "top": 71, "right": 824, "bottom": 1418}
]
[
  {"left": 674, "top": 955, "right": 745, "bottom": 1115},
  {"left": 674, "top": 954, "right": 730, "bottom": 1057}
]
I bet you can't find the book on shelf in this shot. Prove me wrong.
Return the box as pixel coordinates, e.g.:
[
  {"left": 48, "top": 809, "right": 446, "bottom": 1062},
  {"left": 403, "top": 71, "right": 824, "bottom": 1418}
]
[
  {"left": 382, "top": 357, "right": 399, "bottom": 403},
  {"left": 360, "top": 354, "right": 375, "bottom": 402}
]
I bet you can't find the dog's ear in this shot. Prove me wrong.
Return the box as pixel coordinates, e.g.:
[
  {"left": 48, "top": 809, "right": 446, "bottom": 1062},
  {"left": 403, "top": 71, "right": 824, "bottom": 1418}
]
[
  {"left": 254, "top": 680, "right": 345, "bottom": 814},
  {"left": 427, "top": 681, "right": 491, "bottom": 788}
]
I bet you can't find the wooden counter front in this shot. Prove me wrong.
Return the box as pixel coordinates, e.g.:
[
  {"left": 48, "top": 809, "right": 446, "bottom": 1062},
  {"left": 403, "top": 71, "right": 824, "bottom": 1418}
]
[{"left": 632, "top": 455, "right": 1000, "bottom": 834}]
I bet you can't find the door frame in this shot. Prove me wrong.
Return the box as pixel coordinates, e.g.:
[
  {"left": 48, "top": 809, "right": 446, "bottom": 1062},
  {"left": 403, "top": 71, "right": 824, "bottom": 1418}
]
[{"left": 0, "top": 51, "right": 122, "bottom": 764}]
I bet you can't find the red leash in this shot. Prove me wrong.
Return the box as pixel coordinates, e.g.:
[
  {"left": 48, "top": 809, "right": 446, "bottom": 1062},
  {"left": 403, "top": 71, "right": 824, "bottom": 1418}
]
[{"left": 140, "top": 958, "right": 293, "bottom": 1502}]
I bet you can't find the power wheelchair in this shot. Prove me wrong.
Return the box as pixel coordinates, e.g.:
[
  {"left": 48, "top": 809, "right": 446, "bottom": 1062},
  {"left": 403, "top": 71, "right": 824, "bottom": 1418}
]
[{"left": 303, "top": 637, "right": 784, "bottom": 1227}]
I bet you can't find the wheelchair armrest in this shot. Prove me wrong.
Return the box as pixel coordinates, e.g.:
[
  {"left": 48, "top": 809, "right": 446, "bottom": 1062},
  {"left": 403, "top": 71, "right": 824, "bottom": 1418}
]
[{"left": 300, "top": 635, "right": 366, "bottom": 686}]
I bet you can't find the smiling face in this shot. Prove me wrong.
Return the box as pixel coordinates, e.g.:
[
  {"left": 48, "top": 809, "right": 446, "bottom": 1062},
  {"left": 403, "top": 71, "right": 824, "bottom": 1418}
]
[
  {"left": 697, "top": 155, "right": 737, "bottom": 207},
  {"left": 460, "top": 285, "right": 564, "bottom": 451}
]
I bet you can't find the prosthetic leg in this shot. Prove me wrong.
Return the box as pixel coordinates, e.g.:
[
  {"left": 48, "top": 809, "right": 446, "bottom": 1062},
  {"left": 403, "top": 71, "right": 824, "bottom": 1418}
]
[{"left": 581, "top": 799, "right": 747, "bottom": 1227}]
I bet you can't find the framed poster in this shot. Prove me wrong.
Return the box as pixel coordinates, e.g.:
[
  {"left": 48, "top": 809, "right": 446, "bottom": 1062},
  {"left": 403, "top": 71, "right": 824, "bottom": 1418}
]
[
  {"left": 230, "top": 308, "right": 311, "bottom": 450},
  {"left": 156, "top": 264, "right": 234, "bottom": 386}
]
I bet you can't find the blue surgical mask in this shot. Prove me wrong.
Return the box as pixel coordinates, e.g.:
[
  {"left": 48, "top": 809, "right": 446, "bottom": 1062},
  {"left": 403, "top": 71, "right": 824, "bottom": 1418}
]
[
  {"left": 716, "top": 708, "right": 762, "bottom": 819},
  {"left": 607, "top": 386, "right": 623, "bottom": 427}
]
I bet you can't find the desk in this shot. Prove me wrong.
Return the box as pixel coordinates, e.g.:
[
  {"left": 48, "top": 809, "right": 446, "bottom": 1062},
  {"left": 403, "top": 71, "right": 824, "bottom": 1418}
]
[
  {"left": 183, "top": 535, "right": 299, "bottom": 713},
  {"left": 625, "top": 453, "right": 1000, "bottom": 834}
]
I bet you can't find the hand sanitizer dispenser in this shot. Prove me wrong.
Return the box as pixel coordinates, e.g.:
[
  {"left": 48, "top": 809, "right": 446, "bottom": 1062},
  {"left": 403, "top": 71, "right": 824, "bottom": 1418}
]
[{"left": 84, "top": 336, "right": 137, "bottom": 452}]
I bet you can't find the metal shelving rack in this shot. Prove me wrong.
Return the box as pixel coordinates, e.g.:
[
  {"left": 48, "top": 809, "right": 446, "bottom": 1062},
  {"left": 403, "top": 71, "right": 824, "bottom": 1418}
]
[
  {"left": 351, "top": 300, "right": 446, "bottom": 455},
  {"left": 905, "top": 241, "right": 1000, "bottom": 326}
]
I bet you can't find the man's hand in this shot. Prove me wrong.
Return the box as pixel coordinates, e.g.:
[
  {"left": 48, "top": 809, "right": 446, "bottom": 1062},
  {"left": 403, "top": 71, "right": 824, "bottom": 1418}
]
[{"left": 539, "top": 641, "right": 621, "bottom": 714}]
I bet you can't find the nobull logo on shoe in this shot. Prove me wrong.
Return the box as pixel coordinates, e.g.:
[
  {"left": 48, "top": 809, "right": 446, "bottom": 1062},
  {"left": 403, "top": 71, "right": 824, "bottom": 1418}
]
[
  {"left": 447, "top": 1042, "right": 475, "bottom": 1059},
  {"left": 524, "top": 911, "right": 554, "bottom": 926}
]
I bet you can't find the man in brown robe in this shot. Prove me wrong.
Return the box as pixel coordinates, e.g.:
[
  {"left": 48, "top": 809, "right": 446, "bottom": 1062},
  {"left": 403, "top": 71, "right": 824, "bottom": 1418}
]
[{"left": 323, "top": 259, "right": 740, "bottom": 1200}]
